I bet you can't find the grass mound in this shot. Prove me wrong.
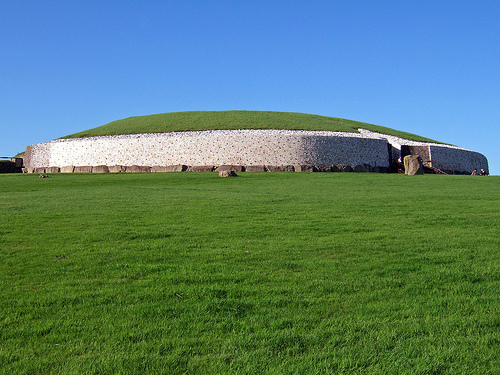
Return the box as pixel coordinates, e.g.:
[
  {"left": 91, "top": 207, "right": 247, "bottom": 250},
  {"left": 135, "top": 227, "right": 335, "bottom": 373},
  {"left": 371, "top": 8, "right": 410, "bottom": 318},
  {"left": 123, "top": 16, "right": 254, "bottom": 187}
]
[
  {"left": 62, "top": 110, "right": 439, "bottom": 143},
  {"left": 1, "top": 173, "right": 498, "bottom": 373}
]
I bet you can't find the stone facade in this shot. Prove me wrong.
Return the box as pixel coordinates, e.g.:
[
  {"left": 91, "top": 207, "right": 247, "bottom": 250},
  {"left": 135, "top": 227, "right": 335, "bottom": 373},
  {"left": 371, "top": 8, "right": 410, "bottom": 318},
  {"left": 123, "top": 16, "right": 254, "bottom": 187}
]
[
  {"left": 23, "top": 129, "right": 489, "bottom": 174},
  {"left": 359, "top": 129, "right": 489, "bottom": 174}
]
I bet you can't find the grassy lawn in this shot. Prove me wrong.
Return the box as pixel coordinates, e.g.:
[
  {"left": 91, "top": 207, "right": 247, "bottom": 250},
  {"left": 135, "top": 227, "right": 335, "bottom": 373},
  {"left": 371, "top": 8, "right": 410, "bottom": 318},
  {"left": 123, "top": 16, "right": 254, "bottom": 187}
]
[
  {"left": 1, "top": 172, "right": 498, "bottom": 374},
  {"left": 61, "top": 110, "right": 439, "bottom": 143}
]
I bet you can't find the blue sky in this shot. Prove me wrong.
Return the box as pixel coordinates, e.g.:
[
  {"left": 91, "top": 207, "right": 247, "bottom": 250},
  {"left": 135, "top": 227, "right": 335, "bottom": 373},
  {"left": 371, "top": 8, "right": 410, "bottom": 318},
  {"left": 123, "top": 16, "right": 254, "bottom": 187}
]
[{"left": 2, "top": 1, "right": 499, "bottom": 174}]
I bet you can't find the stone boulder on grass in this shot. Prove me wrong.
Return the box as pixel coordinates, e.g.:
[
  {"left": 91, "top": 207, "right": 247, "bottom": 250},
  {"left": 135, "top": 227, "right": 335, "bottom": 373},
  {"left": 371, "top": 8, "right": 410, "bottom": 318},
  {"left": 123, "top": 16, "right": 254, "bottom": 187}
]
[
  {"left": 219, "top": 170, "right": 238, "bottom": 177},
  {"left": 404, "top": 155, "right": 424, "bottom": 175}
]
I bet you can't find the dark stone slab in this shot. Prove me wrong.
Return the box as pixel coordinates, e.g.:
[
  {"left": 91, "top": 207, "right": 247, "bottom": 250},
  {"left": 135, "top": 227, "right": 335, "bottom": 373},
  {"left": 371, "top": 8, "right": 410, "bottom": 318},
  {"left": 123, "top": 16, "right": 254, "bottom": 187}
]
[
  {"left": 332, "top": 164, "right": 353, "bottom": 172},
  {"left": 372, "top": 166, "right": 389, "bottom": 173},
  {"left": 13, "top": 158, "right": 23, "bottom": 168},
  {"left": 314, "top": 165, "right": 332, "bottom": 172},
  {"left": 353, "top": 164, "right": 372, "bottom": 173}
]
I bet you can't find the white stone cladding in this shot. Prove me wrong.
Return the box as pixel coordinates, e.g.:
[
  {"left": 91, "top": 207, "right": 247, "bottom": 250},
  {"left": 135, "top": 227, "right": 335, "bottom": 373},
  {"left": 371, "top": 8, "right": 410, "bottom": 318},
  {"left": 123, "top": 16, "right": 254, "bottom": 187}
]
[
  {"left": 358, "top": 129, "right": 489, "bottom": 173},
  {"left": 24, "top": 128, "right": 489, "bottom": 173},
  {"left": 24, "top": 130, "right": 389, "bottom": 168},
  {"left": 427, "top": 145, "right": 488, "bottom": 173}
]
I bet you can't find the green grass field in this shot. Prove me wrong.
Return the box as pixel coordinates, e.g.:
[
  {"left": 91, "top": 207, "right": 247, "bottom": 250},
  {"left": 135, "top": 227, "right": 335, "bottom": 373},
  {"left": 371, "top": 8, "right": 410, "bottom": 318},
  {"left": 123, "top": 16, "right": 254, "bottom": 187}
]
[
  {"left": 61, "top": 111, "right": 440, "bottom": 144},
  {"left": 1, "top": 173, "right": 498, "bottom": 374}
]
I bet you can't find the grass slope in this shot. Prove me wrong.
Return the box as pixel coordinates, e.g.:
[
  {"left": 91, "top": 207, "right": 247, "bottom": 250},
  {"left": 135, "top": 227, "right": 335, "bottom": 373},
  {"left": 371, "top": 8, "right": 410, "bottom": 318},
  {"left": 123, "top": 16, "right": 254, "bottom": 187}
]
[
  {"left": 62, "top": 110, "right": 439, "bottom": 143},
  {"left": 1, "top": 173, "right": 499, "bottom": 374}
]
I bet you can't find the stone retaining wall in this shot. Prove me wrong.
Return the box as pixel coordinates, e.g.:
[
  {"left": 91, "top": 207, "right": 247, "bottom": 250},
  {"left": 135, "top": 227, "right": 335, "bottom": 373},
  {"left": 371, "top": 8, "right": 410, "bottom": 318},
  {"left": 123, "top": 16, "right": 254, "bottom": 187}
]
[
  {"left": 359, "top": 129, "right": 489, "bottom": 173},
  {"left": 23, "top": 129, "right": 489, "bottom": 174}
]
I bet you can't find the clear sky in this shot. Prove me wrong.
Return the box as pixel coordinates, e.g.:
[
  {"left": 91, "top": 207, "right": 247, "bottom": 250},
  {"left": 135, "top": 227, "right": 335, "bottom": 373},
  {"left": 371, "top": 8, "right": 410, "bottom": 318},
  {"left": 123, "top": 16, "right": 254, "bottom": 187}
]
[{"left": 2, "top": 1, "right": 499, "bottom": 174}]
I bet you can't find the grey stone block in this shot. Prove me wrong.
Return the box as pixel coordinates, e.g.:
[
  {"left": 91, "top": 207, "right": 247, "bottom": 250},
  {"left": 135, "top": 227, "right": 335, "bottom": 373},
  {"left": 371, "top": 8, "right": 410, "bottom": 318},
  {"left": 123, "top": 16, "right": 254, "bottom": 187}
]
[
  {"left": 108, "top": 165, "right": 126, "bottom": 173},
  {"left": 246, "top": 165, "right": 266, "bottom": 172},
  {"left": 92, "top": 165, "right": 110, "bottom": 173},
  {"left": 216, "top": 165, "right": 244, "bottom": 172},
  {"left": 46, "top": 167, "right": 60, "bottom": 173},
  {"left": 125, "top": 165, "right": 150, "bottom": 173},
  {"left": 60, "top": 166, "right": 75, "bottom": 173},
  {"left": 151, "top": 165, "right": 187, "bottom": 172},
  {"left": 74, "top": 166, "right": 93, "bottom": 173},
  {"left": 187, "top": 166, "right": 215, "bottom": 172}
]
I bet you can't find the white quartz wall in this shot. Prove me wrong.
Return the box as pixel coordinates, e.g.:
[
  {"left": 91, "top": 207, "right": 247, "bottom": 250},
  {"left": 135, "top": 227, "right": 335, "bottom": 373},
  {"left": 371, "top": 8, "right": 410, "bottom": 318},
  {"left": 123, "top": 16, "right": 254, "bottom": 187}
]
[
  {"left": 428, "top": 145, "right": 488, "bottom": 173},
  {"left": 24, "top": 130, "right": 390, "bottom": 168},
  {"left": 24, "top": 129, "right": 489, "bottom": 173}
]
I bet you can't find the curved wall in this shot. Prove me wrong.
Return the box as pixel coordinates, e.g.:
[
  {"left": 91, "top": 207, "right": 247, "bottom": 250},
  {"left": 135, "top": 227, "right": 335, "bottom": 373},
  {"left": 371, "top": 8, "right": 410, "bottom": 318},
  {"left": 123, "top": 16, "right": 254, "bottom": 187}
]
[
  {"left": 24, "top": 129, "right": 489, "bottom": 174},
  {"left": 24, "top": 130, "right": 390, "bottom": 169}
]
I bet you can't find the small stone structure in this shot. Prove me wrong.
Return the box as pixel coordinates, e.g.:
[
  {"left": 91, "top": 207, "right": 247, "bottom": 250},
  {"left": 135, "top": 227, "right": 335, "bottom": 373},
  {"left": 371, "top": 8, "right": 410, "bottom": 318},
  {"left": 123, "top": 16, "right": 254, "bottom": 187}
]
[{"left": 23, "top": 129, "right": 489, "bottom": 174}]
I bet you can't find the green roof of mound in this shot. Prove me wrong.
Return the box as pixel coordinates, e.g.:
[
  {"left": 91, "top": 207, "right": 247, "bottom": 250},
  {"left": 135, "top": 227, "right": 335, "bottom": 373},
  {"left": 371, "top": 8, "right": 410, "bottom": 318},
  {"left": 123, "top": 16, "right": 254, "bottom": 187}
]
[{"left": 62, "top": 111, "right": 439, "bottom": 143}]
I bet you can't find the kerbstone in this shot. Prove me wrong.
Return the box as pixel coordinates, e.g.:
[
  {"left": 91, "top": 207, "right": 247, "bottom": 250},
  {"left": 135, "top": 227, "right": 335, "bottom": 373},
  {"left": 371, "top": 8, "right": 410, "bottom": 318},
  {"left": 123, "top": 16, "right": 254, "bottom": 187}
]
[
  {"left": 125, "top": 165, "right": 150, "bottom": 173},
  {"left": 74, "top": 166, "right": 93, "bottom": 173},
  {"left": 216, "top": 165, "right": 244, "bottom": 172},
  {"left": 109, "top": 165, "right": 126, "bottom": 173},
  {"left": 151, "top": 165, "right": 187, "bottom": 172},
  {"left": 61, "top": 166, "right": 74, "bottom": 173},
  {"left": 92, "top": 165, "right": 110, "bottom": 173},
  {"left": 404, "top": 155, "right": 424, "bottom": 175},
  {"left": 46, "top": 167, "right": 60, "bottom": 173},
  {"left": 246, "top": 165, "right": 266, "bottom": 172},
  {"left": 188, "top": 166, "right": 214, "bottom": 172}
]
